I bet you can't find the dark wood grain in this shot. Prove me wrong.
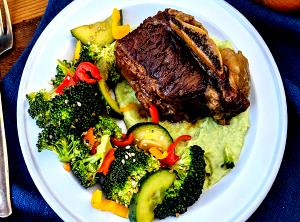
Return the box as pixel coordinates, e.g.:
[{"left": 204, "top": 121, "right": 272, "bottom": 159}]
[
  {"left": 0, "top": 17, "right": 42, "bottom": 79},
  {"left": 7, "top": 0, "right": 48, "bottom": 24}
]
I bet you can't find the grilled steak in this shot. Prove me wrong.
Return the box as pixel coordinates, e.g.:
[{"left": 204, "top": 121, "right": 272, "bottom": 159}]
[{"left": 115, "top": 9, "right": 250, "bottom": 124}]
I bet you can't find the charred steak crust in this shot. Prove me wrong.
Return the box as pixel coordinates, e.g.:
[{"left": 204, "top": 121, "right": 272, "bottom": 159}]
[{"left": 115, "top": 9, "right": 250, "bottom": 124}]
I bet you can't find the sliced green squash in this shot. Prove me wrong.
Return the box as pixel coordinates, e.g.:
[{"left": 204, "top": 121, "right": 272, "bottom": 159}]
[
  {"left": 71, "top": 9, "right": 122, "bottom": 47},
  {"left": 129, "top": 170, "right": 176, "bottom": 222},
  {"left": 127, "top": 122, "right": 173, "bottom": 152}
]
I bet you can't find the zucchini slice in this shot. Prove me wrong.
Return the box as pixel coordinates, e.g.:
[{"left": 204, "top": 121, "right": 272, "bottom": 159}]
[
  {"left": 129, "top": 170, "right": 176, "bottom": 222},
  {"left": 70, "top": 9, "right": 122, "bottom": 47},
  {"left": 127, "top": 122, "right": 173, "bottom": 152}
]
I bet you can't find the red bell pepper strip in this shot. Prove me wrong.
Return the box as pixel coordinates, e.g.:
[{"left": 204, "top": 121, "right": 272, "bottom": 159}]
[
  {"left": 173, "top": 135, "right": 192, "bottom": 144},
  {"left": 161, "top": 135, "right": 192, "bottom": 166},
  {"left": 111, "top": 133, "right": 134, "bottom": 147},
  {"left": 98, "top": 149, "right": 115, "bottom": 175},
  {"left": 55, "top": 73, "right": 76, "bottom": 94},
  {"left": 75, "top": 62, "right": 102, "bottom": 84},
  {"left": 161, "top": 143, "right": 179, "bottom": 166},
  {"left": 72, "top": 73, "right": 80, "bottom": 84},
  {"left": 149, "top": 104, "right": 159, "bottom": 124}
]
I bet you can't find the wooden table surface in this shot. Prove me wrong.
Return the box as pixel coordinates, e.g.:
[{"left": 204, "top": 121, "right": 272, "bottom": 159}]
[{"left": 0, "top": 0, "right": 48, "bottom": 79}]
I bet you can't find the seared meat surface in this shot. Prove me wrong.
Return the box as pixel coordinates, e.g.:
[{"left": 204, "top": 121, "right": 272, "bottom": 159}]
[{"left": 115, "top": 9, "right": 250, "bottom": 124}]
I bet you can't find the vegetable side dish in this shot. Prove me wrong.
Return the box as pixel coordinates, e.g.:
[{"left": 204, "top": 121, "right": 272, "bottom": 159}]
[{"left": 26, "top": 8, "right": 250, "bottom": 222}]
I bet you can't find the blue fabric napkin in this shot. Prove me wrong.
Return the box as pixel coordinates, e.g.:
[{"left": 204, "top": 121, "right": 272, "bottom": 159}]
[
  {"left": 1, "top": 1, "right": 72, "bottom": 221},
  {"left": 1, "top": 0, "right": 299, "bottom": 221}
]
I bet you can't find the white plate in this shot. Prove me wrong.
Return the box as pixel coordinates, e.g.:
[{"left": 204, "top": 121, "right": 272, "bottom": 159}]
[{"left": 17, "top": 0, "right": 287, "bottom": 221}]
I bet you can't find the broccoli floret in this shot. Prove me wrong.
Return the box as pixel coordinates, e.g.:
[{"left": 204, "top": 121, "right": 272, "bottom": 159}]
[
  {"left": 101, "top": 146, "right": 160, "bottom": 206},
  {"left": 37, "top": 126, "right": 89, "bottom": 162},
  {"left": 27, "top": 82, "right": 107, "bottom": 167},
  {"left": 52, "top": 60, "right": 76, "bottom": 87},
  {"left": 94, "top": 116, "right": 122, "bottom": 139},
  {"left": 71, "top": 157, "right": 99, "bottom": 188},
  {"left": 98, "top": 42, "right": 116, "bottom": 66},
  {"left": 71, "top": 150, "right": 103, "bottom": 188},
  {"left": 79, "top": 42, "right": 121, "bottom": 87},
  {"left": 37, "top": 124, "right": 61, "bottom": 150},
  {"left": 154, "top": 145, "right": 206, "bottom": 219},
  {"left": 26, "top": 90, "right": 54, "bottom": 127},
  {"left": 78, "top": 44, "right": 102, "bottom": 64},
  {"left": 71, "top": 135, "right": 112, "bottom": 188},
  {"left": 221, "top": 146, "right": 235, "bottom": 169},
  {"left": 48, "top": 93, "right": 74, "bottom": 129},
  {"left": 77, "top": 42, "right": 122, "bottom": 88},
  {"left": 27, "top": 82, "right": 105, "bottom": 136},
  {"left": 64, "top": 83, "right": 104, "bottom": 135},
  {"left": 107, "top": 67, "right": 121, "bottom": 88},
  {"left": 97, "top": 42, "right": 121, "bottom": 87}
]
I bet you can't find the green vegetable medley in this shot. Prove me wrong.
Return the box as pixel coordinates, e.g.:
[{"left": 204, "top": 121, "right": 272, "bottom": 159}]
[
  {"left": 26, "top": 8, "right": 249, "bottom": 222},
  {"left": 27, "top": 42, "right": 123, "bottom": 187}
]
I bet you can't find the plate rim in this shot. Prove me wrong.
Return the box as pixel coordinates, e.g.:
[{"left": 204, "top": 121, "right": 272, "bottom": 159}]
[
  {"left": 16, "top": 0, "right": 287, "bottom": 221},
  {"left": 218, "top": 2, "right": 287, "bottom": 221}
]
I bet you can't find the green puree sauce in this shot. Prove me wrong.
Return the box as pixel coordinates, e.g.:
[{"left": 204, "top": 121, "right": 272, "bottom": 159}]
[{"left": 115, "top": 81, "right": 249, "bottom": 190}]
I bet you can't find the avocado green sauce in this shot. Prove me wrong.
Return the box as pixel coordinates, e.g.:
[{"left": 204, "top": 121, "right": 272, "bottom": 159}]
[{"left": 115, "top": 81, "right": 249, "bottom": 190}]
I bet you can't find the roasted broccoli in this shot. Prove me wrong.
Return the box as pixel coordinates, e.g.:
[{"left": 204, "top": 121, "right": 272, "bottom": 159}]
[
  {"left": 221, "top": 145, "right": 235, "bottom": 169},
  {"left": 98, "top": 42, "right": 121, "bottom": 87},
  {"left": 78, "top": 42, "right": 121, "bottom": 87},
  {"left": 71, "top": 135, "right": 112, "bottom": 188},
  {"left": 27, "top": 82, "right": 104, "bottom": 135},
  {"left": 26, "top": 90, "right": 53, "bottom": 128},
  {"left": 154, "top": 145, "right": 206, "bottom": 219},
  {"left": 107, "top": 67, "right": 122, "bottom": 88},
  {"left": 101, "top": 146, "right": 160, "bottom": 206},
  {"left": 64, "top": 83, "right": 104, "bottom": 135},
  {"left": 70, "top": 113, "right": 121, "bottom": 188},
  {"left": 28, "top": 82, "right": 107, "bottom": 168},
  {"left": 94, "top": 116, "right": 122, "bottom": 139},
  {"left": 78, "top": 44, "right": 101, "bottom": 64},
  {"left": 69, "top": 116, "right": 121, "bottom": 188},
  {"left": 48, "top": 93, "right": 74, "bottom": 130},
  {"left": 37, "top": 126, "right": 89, "bottom": 162},
  {"left": 52, "top": 59, "right": 76, "bottom": 87}
]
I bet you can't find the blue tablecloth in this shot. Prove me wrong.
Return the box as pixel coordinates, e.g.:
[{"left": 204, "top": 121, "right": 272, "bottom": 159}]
[{"left": 1, "top": 0, "right": 299, "bottom": 221}]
